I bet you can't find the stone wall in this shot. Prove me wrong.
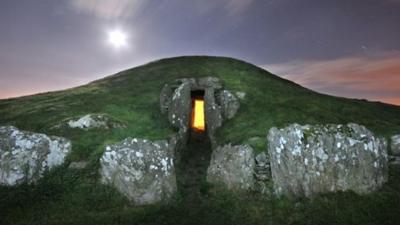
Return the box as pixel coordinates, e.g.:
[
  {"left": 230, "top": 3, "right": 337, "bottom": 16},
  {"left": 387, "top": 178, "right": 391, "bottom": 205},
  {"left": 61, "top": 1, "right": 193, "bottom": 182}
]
[{"left": 254, "top": 152, "right": 272, "bottom": 195}]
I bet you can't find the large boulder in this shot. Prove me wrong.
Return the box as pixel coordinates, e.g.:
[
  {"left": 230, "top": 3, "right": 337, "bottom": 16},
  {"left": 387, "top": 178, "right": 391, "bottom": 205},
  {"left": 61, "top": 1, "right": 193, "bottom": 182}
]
[
  {"left": 391, "top": 134, "right": 400, "bottom": 156},
  {"left": 99, "top": 138, "right": 177, "bottom": 205},
  {"left": 268, "top": 123, "right": 388, "bottom": 198},
  {"left": 0, "top": 126, "right": 71, "bottom": 185},
  {"left": 207, "top": 144, "right": 255, "bottom": 190}
]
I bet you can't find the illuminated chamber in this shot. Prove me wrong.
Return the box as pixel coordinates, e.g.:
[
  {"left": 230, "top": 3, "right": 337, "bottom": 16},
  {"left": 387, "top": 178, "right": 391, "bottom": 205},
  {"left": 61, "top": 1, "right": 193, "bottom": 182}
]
[{"left": 190, "top": 90, "right": 205, "bottom": 132}]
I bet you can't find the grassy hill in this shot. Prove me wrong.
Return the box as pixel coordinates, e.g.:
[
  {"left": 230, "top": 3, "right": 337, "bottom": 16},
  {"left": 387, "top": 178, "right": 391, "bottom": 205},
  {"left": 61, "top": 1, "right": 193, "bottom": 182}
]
[
  {"left": 0, "top": 56, "right": 400, "bottom": 225},
  {"left": 1, "top": 56, "right": 399, "bottom": 159}
]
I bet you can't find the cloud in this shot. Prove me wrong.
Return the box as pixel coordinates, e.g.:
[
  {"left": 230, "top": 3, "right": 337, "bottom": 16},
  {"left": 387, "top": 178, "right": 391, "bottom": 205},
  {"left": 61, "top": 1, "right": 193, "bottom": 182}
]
[
  {"left": 191, "top": 0, "right": 254, "bottom": 15},
  {"left": 262, "top": 53, "right": 400, "bottom": 106},
  {"left": 69, "top": 0, "right": 254, "bottom": 19},
  {"left": 224, "top": 0, "right": 255, "bottom": 15},
  {"left": 385, "top": 0, "right": 400, "bottom": 4},
  {"left": 70, "top": 0, "right": 147, "bottom": 19}
]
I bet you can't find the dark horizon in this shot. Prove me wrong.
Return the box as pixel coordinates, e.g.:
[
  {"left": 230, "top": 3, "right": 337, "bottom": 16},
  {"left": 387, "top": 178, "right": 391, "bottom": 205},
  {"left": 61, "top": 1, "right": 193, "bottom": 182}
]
[{"left": 0, "top": 54, "right": 398, "bottom": 107}]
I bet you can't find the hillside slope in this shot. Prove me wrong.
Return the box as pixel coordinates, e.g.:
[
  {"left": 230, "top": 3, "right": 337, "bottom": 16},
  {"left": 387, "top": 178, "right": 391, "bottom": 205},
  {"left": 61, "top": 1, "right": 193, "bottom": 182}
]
[{"left": 0, "top": 56, "right": 399, "bottom": 159}]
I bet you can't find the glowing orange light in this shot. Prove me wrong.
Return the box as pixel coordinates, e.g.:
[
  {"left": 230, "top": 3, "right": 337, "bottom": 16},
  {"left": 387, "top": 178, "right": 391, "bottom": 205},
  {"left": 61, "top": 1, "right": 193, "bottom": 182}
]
[{"left": 192, "top": 99, "right": 205, "bottom": 131}]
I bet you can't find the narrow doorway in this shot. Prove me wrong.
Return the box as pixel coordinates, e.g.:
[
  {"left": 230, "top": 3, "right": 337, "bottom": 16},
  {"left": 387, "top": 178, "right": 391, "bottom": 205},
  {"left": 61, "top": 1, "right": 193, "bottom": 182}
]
[
  {"left": 190, "top": 90, "right": 205, "bottom": 132},
  {"left": 190, "top": 90, "right": 206, "bottom": 142}
]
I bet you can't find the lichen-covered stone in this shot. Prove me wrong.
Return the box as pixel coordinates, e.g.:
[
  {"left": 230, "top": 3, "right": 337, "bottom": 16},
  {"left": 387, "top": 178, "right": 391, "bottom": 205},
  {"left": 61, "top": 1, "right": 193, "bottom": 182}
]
[
  {"left": 391, "top": 134, "right": 400, "bottom": 156},
  {"left": 99, "top": 138, "right": 176, "bottom": 205},
  {"left": 168, "top": 81, "right": 192, "bottom": 145},
  {"left": 268, "top": 123, "right": 388, "bottom": 198},
  {"left": 207, "top": 144, "right": 255, "bottom": 190},
  {"left": 0, "top": 126, "right": 71, "bottom": 185},
  {"left": 389, "top": 155, "right": 400, "bottom": 165},
  {"left": 254, "top": 152, "right": 272, "bottom": 196},
  {"left": 160, "top": 83, "right": 175, "bottom": 114},
  {"left": 217, "top": 90, "right": 240, "bottom": 119},
  {"left": 54, "top": 114, "right": 125, "bottom": 130},
  {"left": 204, "top": 87, "right": 223, "bottom": 147},
  {"left": 68, "top": 161, "right": 88, "bottom": 169},
  {"left": 254, "top": 152, "right": 270, "bottom": 181},
  {"left": 235, "top": 91, "right": 246, "bottom": 100}
]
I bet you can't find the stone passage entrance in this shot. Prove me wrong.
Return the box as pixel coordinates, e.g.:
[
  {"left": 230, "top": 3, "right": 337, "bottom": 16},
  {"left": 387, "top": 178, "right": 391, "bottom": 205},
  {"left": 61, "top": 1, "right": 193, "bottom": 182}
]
[
  {"left": 159, "top": 77, "right": 241, "bottom": 205},
  {"left": 160, "top": 77, "right": 240, "bottom": 149}
]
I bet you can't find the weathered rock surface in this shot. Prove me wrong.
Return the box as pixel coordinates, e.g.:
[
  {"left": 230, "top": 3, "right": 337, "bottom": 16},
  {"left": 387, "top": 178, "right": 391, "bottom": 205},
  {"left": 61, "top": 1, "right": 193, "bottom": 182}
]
[
  {"left": 217, "top": 90, "right": 240, "bottom": 119},
  {"left": 54, "top": 114, "right": 125, "bottom": 130},
  {"left": 391, "top": 134, "right": 400, "bottom": 156},
  {"left": 235, "top": 91, "right": 246, "bottom": 100},
  {"left": 204, "top": 86, "right": 223, "bottom": 147},
  {"left": 167, "top": 80, "right": 192, "bottom": 146},
  {"left": 68, "top": 161, "right": 88, "bottom": 169},
  {"left": 0, "top": 126, "right": 71, "bottom": 185},
  {"left": 268, "top": 123, "right": 388, "bottom": 198},
  {"left": 389, "top": 155, "right": 400, "bottom": 165},
  {"left": 254, "top": 152, "right": 272, "bottom": 195},
  {"left": 99, "top": 138, "right": 176, "bottom": 205},
  {"left": 207, "top": 144, "right": 255, "bottom": 190}
]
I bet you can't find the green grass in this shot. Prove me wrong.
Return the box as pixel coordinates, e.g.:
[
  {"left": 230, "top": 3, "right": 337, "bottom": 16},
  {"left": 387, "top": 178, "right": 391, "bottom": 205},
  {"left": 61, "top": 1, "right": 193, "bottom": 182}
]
[
  {"left": 1, "top": 164, "right": 399, "bottom": 225},
  {"left": 0, "top": 56, "right": 400, "bottom": 224}
]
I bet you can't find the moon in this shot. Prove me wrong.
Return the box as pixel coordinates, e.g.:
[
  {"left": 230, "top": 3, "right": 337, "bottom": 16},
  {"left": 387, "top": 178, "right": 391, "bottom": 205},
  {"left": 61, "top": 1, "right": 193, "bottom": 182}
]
[{"left": 107, "top": 29, "right": 128, "bottom": 48}]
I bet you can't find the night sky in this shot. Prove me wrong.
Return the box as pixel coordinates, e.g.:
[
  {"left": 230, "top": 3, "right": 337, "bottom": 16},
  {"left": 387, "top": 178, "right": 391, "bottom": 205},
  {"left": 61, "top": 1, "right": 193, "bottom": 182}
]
[{"left": 1, "top": 0, "right": 399, "bottom": 105}]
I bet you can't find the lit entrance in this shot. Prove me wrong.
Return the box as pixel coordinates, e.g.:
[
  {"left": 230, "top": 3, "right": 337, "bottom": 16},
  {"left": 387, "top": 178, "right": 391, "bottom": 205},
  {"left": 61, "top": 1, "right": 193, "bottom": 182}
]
[
  {"left": 192, "top": 99, "right": 205, "bottom": 131},
  {"left": 190, "top": 90, "right": 205, "bottom": 133}
]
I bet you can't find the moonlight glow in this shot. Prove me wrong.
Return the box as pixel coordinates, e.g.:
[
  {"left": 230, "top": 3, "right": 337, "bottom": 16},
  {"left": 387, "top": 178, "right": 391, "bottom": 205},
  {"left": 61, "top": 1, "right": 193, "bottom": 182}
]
[{"left": 107, "top": 29, "right": 128, "bottom": 48}]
